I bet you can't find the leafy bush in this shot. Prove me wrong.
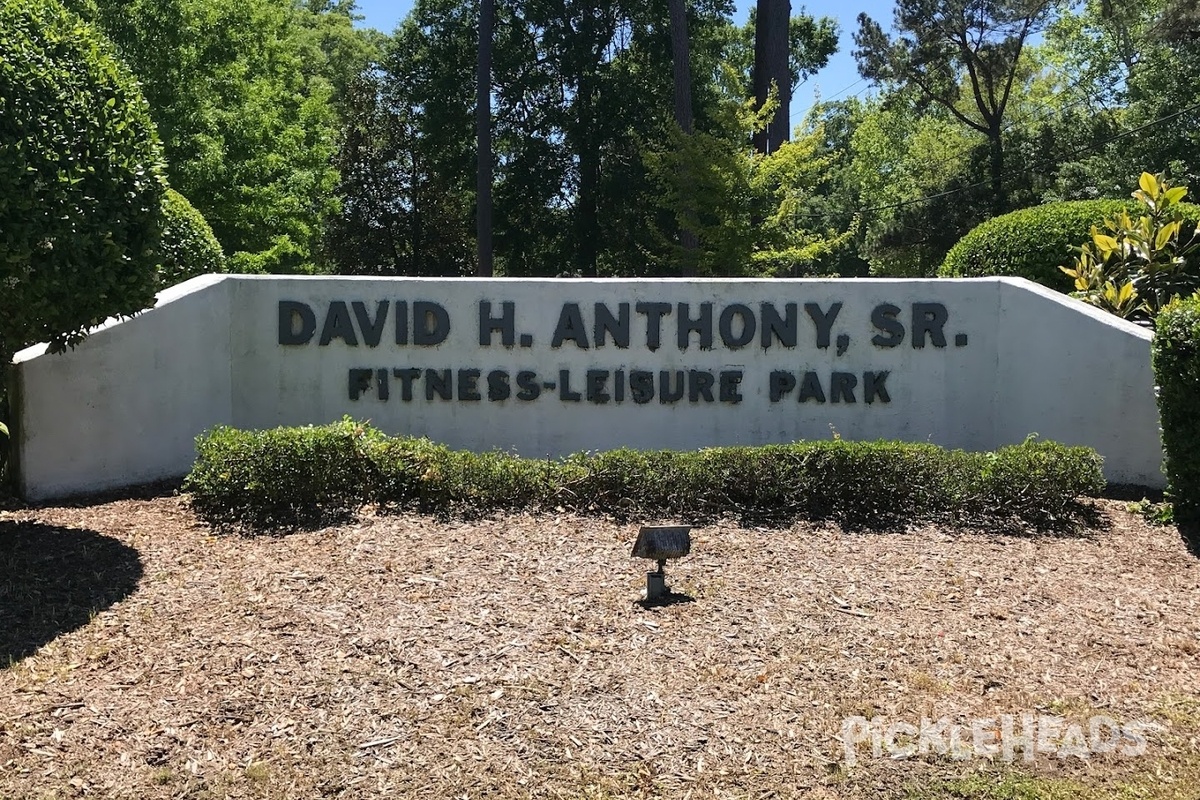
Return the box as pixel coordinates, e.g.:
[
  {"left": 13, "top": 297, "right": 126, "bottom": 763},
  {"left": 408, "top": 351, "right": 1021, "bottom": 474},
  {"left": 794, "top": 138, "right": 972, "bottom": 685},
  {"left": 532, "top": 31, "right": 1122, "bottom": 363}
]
[
  {"left": 186, "top": 419, "right": 383, "bottom": 527},
  {"left": 158, "top": 189, "right": 226, "bottom": 289},
  {"left": 1060, "top": 173, "right": 1200, "bottom": 320},
  {"left": 938, "top": 200, "right": 1200, "bottom": 291},
  {"left": 1152, "top": 294, "right": 1200, "bottom": 525},
  {"left": 185, "top": 421, "right": 1105, "bottom": 531},
  {"left": 0, "top": 0, "right": 166, "bottom": 362}
]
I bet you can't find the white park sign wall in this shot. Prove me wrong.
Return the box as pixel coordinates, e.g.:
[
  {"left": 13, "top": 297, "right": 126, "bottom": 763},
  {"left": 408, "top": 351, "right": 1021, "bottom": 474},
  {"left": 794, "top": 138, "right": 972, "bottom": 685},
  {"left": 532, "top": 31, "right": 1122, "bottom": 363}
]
[{"left": 9, "top": 275, "right": 1164, "bottom": 500}]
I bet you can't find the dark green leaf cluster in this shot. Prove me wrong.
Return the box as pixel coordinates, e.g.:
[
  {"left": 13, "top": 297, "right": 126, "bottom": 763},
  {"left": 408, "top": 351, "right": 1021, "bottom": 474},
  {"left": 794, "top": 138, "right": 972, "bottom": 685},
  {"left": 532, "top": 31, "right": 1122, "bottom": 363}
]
[
  {"left": 157, "top": 189, "right": 226, "bottom": 290},
  {"left": 185, "top": 421, "right": 1104, "bottom": 533},
  {"left": 1152, "top": 295, "right": 1200, "bottom": 524},
  {"left": 0, "top": 0, "right": 165, "bottom": 359},
  {"left": 938, "top": 200, "right": 1200, "bottom": 290}
]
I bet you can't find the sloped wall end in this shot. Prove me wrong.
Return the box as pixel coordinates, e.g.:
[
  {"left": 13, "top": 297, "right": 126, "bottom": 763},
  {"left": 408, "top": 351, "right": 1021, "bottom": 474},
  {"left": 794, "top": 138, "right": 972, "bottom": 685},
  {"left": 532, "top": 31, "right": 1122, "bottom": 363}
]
[
  {"left": 996, "top": 279, "right": 1163, "bottom": 488},
  {"left": 12, "top": 275, "right": 236, "bottom": 501}
]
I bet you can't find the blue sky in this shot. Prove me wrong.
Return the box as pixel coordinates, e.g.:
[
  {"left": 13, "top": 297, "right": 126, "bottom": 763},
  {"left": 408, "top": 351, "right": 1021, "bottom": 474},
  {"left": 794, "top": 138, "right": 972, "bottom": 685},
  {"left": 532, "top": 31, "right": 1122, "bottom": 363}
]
[{"left": 354, "top": 0, "right": 895, "bottom": 125}]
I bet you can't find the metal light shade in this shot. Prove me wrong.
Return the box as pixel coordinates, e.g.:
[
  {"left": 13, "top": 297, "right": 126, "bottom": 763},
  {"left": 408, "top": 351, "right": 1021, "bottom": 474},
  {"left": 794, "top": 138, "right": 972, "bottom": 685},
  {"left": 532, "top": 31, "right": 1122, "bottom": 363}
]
[{"left": 632, "top": 525, "right": 692, "bottom": 561}]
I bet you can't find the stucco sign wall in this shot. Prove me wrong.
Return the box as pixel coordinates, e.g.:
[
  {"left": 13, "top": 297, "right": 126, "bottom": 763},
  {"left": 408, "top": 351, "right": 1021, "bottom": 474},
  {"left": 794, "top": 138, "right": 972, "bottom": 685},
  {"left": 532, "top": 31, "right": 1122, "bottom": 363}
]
[{"left": 10, "top": 275, "right": 1165, "bottom": 500}]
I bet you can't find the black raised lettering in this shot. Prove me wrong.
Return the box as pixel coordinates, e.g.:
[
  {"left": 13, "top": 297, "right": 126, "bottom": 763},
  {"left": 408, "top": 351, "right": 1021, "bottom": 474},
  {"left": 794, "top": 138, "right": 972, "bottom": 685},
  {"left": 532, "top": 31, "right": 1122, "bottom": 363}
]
[
  {"left": 635, "top": 302, "right": 672, "bottom": 351},
  {"left": 393, "top": 368, "right": 420, "bottom": 401},
  {"left": 761, "top": 302, "right": 797, "bottom": 348},
  {"left": 769, "top": 371, "right": 796, "bottom": 402},
  {"left": 413, "top": 302, "right": 450, "bottom": 346},
  {"left": 630, "top": 370, "right": 654, "bottom": 404},
  {"left": 394, "top": 300, "right": 409, "bottom": 345},
  {"left": 425, "top": 368, "right": 452, "bottom": 401},
  {"left": 805, "top": 302, "right": 842, "bottom": 349},
  {"left": 912, "top": 303, "right": 948, "bottom": 348},
  {"left": 871, "top": 303, "right": 904, "bottom": 348},
  {"left": 831, "top": 372, "right": 857, "bottom": 403},
  {"left": 487, "top": 369, "right": 510, "bottom": 401},
  {"left": 320, "top": 301, "right": 358, "bottom": 346},
  {"left": 348, "top": 368, "right": 373, "bottom": 400},
  {"left": 458, "top": 369, "right": 481, "bottom": 401},
  {"left": 688, "top": 370, "right": 715, "bottom": 402},
  {"left": 595, "top": 302, "right": 630, "bottom": 348},
  {"left": 516, "top": 371, "right": 541, "bottom": 401},
  {"left": 278, "top": 301, "right": 316, "bottom": 345},
  {"left": 719, "top": 304, "right": 756, "bottom": 349},
  {"left": 586, "top": 370, "right": 610, "bottom": 403},
  {"left": 719, "top": 371, "right": 744, "bottom": 403},
  {"left": 559, "top": 369, "right": 582, "bottom": 401},
  {"left": 864, "top": 371, "right": 890, "bottom": 404},
  {"left": 799, "top": 372, "right": 826, "bottom": 403},
  {"left": 552, "top": 303, "right": 590, "bottom": 349},
  {"left": 659, "top": 370, "right": 685, "bottom": 403},
  {"left": 479, "top": 301, "right": 515, "bottom": 347},
  {"left": 677, "top": 302, "right": 714, "bottom": 350},
  {"left": 353, "top": 300, "right": 389, "bottom": 347}
]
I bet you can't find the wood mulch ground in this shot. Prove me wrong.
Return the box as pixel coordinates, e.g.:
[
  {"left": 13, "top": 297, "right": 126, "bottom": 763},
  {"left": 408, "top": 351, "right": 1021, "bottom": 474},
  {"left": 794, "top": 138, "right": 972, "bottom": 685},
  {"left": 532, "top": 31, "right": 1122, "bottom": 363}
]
[{"left": 1, "top": 495, "right": 1198, "bottom": 799}]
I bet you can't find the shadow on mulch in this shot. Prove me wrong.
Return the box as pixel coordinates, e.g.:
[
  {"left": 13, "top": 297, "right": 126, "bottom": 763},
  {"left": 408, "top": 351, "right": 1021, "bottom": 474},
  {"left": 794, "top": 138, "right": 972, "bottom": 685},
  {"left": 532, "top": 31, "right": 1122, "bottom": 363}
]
[
  {"left": 0, "top": 520, "right": 143, "bottom": 666},
  {"left": 1178, "top": 521, "right": 1200, "bottom": 559},
  {"left": 636, "top": 590, "right": 696, "bottom": 610}
]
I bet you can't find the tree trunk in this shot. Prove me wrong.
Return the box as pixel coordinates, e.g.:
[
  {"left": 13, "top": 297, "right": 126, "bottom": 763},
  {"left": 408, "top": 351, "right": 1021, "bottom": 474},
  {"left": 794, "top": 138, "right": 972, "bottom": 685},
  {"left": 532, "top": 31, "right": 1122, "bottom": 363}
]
[
  {"left": 574, "top": 73, "right": 600, "bottom": 278},
  {"left": 989, "top": 125, "right": 1006, "bottom": 215},
  {"left": 476, "top": 0, "right": 494, "bottom": 277},
  {"left": 752, "top": 0, "right": 790, "bottom": 154},
  {"left": 669, "top": 0, "right": 698, "bottom": 274},
  {"left": 669, "top": 0, "right": 693, "bottom": 135}
]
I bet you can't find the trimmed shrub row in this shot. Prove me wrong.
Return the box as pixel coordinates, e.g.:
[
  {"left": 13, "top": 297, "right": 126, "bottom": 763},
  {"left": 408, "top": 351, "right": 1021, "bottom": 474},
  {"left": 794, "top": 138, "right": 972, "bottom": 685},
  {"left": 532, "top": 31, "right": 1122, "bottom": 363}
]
[
  {"left": 184, "top": 420, "right": 1105, "bottom": 531},
  {"left": 938, "top": 200, "right": 1200, "bottom": 291},
  {"left": 1153, "top": 295, "right": 1200, "bottom": 525}
]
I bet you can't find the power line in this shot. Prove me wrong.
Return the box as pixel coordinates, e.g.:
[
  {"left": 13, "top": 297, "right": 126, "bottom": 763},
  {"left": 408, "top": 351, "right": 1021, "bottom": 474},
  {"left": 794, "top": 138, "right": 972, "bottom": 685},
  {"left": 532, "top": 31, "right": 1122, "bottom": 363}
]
[{"left": 791, "top": 76, "right": 869, "bottom": 124}]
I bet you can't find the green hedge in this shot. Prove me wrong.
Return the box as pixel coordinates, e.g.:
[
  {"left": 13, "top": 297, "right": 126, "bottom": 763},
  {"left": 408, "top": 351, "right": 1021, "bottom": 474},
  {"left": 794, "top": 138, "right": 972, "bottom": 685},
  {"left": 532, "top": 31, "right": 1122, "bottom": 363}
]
[
  {"left": 184, "top": 420, "right": 1105, "bottom": 531},
  {"left": 1153, "top": 296, "right": 1200, "bottom": 525},
  {"left": 158, "top": 189, "right": 226, "bottom": 289},
  {"left": 938, "top": 200, "right": 1200, "bottom": 291}
]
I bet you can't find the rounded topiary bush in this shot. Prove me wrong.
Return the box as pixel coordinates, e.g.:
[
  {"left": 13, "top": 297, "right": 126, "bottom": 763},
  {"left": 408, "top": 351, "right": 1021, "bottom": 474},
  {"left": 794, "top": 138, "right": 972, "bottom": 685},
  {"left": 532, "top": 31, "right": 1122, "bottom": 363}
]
[
  {"left": 938, "top": 200, "right": 1200, "bottom": 291},
  {"left": 0, "top": 0, "right": 165, "bottom": 357},
  {"left": 158, "top": 188, "right": 226, "bottom": 289}
]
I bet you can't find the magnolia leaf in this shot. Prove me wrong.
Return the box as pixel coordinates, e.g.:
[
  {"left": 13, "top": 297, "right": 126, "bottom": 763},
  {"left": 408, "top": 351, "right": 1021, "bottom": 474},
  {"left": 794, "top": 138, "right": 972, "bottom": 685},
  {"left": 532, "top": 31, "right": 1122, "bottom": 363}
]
[
  {"left": 1156, "top": 222, "right": 1179, "bottom": 251},
  {"left": 1139, "top": 172, "right": 1160, "bottom": 197},
  {"left": 1093, "top": 234, "right": 1120, "bottom": 252},
  {"left": 1165, "top": 186, "right": 1188, "bottom": 205}
]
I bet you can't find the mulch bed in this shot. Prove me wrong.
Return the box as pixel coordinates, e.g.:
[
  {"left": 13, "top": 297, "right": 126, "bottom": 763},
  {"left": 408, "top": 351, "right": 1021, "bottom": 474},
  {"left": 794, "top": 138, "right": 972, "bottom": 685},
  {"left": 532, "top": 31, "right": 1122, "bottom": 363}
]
[{"left": 1, "top": 496, "right": 1198, "bottom": 798}]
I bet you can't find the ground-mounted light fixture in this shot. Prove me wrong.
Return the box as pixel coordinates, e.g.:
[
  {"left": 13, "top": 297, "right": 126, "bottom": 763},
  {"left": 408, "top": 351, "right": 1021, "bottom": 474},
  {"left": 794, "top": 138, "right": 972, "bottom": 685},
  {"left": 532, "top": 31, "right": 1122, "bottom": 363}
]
[{"left": 631, "top": 524, "right": 691, "bottom": 601}]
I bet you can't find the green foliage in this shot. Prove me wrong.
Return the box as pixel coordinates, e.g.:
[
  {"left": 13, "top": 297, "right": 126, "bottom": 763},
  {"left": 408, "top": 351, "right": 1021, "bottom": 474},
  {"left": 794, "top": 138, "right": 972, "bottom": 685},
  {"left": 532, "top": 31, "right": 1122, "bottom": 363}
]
[
  {"left": 645, "top": 102, "right": 856, "bottom": 277},
  {"left": 185, "top": 419, "right": 384, "bottom": 527},
  {"left": 1127, "top": 497, "right": 1174, "bottom": 526},
  {"left": 185, "top": 422, "right": 1105, "bottom": 532},
  {"left": 158, "top": 189, "right": 226, "bottom": 289},
  {"left": 1060, "top": 172, "right": 1200, "bottom": 318},
  {"left": 64, "top": 0, "right": 369, "bottom": 273},
  {"left": 1152, "top": 294, "right": 1200, "bottom": 525},
  {"left": 0, "top": 0, "right": 165, "bottom": 362},
  {"left": 939, "top": 199, "right": 1200, "bottom": 291}
]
